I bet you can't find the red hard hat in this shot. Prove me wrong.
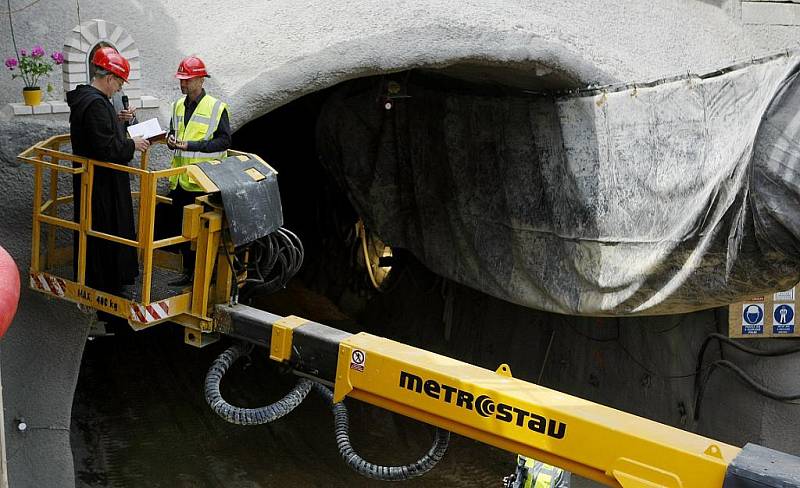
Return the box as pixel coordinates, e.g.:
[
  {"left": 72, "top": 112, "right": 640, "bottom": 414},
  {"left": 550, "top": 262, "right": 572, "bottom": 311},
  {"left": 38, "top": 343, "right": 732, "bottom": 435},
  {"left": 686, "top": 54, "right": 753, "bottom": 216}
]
[
  {"left": 91, "top": 46, "right": 130, "bottom": 82},
  {"left": 175, "top": 56, "right": 209, "bottom": 79}
]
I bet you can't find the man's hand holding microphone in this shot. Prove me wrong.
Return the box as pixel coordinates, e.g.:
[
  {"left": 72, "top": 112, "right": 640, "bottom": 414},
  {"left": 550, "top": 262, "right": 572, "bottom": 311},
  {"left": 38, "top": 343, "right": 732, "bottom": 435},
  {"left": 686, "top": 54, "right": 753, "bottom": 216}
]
[
  {"left": 118, "top": 109, "right": 137, "bottom": 123},
  {"left": 119, "top": 94, "right": 148, "bottom": 152},
  {"left": 118, "top": 94, "right": 137, "bottom": 125}
]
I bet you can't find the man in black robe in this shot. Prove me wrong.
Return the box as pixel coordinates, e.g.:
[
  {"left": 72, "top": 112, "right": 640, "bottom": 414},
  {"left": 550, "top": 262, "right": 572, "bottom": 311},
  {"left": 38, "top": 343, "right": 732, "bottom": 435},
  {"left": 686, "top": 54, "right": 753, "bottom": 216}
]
[{"left": 67, "top": 47, "right": 149, "bottom": 295}]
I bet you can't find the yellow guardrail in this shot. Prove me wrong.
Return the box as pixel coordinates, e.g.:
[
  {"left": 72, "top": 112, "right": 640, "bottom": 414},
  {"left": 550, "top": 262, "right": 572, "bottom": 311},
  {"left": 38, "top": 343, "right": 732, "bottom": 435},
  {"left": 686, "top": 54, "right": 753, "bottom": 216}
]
[{"left": 19, "top": 134, "right": 251, "bottom": 345}]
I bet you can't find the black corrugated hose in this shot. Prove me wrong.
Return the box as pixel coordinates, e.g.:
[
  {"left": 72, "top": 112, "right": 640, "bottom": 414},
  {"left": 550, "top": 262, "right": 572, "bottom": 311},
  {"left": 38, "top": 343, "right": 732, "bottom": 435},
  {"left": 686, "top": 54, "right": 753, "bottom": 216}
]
[
  {"left": 204, "top": 343, "right": 312, "bottom": 425},
  {"left": 204, "top": 344, "right": 451, "bottom": 480},
  {"left": 312, "top": 382, "right": 451, "bottom": 481}
]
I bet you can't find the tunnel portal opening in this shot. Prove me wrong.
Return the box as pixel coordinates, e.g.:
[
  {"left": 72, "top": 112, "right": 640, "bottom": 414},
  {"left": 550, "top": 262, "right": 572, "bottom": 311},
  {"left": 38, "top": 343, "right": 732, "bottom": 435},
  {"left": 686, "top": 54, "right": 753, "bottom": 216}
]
[{"left": 231, "top": 64, "right": 581, "bottom": 323}]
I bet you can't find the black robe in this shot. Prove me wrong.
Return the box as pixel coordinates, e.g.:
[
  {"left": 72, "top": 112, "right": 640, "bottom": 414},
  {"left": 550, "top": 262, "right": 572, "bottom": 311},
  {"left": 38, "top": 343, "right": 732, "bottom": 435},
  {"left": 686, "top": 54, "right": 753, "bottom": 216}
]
[{"left": 67, "top": 85, "right": 138, "bottom": 293}]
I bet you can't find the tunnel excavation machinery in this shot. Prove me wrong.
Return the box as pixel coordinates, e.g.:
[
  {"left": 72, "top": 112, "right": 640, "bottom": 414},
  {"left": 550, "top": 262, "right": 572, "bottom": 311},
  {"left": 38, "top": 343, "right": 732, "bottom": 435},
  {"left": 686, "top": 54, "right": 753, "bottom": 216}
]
[{"left": 20, "top": 135, "right": 800, "bottom": 487}]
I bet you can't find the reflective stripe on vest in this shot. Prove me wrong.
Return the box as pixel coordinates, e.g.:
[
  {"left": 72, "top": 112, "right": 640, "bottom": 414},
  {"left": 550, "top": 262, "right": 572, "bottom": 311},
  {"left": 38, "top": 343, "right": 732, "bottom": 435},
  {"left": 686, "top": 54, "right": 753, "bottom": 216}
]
[
  {"left": 517, "top": 456, "right": 562, "bottom": 488},
  {"left": 169, "top": 94, "right": 228, "bottom": 191},
  {"left": 534, "top": 465, "right": 556, "bottom": 488},
  {"left": 533, "top": 473, "right": 553, "bottom": 488}
]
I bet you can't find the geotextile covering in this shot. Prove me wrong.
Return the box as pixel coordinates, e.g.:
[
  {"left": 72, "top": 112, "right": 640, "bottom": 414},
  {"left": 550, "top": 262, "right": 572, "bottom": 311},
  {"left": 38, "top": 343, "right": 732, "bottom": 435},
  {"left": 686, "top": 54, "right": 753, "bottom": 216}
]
[{"left": 318, "top": 54, "right": 800, "bottom": 315}]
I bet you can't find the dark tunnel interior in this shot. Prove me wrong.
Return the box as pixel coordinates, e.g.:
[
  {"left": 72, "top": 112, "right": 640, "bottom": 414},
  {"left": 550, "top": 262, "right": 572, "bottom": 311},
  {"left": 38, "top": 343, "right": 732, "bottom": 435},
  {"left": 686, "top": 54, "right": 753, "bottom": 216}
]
[
  {"left": 228, "top": 66, "right": 581, "bottom": 322},
  {"left": 231, "top": 84, "right": 368, "bottom": 320}
]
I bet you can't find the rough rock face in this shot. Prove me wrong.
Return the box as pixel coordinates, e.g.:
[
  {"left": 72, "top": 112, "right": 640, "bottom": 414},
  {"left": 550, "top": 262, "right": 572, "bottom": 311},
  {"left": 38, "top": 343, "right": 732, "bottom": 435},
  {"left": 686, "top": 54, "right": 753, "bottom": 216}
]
[{"left": 0, "top": 1, "right": 799, "bottom": 486}]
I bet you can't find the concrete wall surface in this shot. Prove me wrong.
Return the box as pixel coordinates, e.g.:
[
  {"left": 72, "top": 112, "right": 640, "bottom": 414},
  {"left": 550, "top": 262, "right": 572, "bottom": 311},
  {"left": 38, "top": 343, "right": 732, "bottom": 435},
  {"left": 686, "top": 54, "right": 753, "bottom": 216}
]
[{"left": 1, "top": 1, "right": 800, "bottom": 486}]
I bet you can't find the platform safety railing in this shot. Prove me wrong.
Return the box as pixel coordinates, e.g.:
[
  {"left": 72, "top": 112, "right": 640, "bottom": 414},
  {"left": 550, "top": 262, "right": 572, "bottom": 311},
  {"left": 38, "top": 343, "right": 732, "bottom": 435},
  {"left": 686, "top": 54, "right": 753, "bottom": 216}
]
[{"left": 19, "top": 134, "right": 242, "bottom": 344}]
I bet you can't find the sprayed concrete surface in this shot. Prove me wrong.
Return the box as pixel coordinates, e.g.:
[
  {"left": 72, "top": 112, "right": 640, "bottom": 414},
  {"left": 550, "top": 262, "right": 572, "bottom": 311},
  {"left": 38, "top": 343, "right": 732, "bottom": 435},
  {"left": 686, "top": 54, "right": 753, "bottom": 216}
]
[{"left": 1, "top": 1, "right": 800, "bottom": 486}]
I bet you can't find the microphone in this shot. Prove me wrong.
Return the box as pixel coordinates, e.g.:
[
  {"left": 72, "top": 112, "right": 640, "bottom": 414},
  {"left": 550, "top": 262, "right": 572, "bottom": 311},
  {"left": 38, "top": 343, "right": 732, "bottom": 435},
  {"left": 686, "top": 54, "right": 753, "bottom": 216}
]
[{"left": 121, "top": 94, "right": 129, "bottom": 110}]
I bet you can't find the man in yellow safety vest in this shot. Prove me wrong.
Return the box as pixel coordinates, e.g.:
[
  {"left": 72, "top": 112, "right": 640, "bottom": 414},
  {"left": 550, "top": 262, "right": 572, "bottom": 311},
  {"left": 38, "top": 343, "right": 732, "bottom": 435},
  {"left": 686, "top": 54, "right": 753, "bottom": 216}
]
[
  {"left": 165, "top": 55, "right": 231, "bottom": 286},
  {"left": 503, "top": 455, "right": 571, "bottom": 488}
]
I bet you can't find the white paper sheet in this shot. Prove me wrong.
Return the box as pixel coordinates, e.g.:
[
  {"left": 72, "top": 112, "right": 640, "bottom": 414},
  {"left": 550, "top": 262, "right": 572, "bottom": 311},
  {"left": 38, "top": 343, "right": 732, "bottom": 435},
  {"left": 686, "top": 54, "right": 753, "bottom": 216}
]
[{"left": 127, "top": 118, "right": 165, "bottom": 140}]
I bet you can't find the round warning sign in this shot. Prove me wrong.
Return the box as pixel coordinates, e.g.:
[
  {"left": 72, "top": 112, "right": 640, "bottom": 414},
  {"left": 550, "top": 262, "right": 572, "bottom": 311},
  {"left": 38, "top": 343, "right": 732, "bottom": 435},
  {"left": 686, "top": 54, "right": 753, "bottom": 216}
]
[
  {"left": 774, "top": 304, "right": 795, "bottom": 327},
  {"left": 742, "top": 304, "right": 764, "bottom": 326},
  {"left": 350, "top": 349, "right": 366, "bottom": 372}
]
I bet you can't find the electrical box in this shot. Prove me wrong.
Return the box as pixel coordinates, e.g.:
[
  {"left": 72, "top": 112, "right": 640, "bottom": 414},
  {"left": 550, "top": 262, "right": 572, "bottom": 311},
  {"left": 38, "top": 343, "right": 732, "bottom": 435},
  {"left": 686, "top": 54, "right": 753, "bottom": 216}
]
[{"left": 728, "top": 285, "right": 798, "bottom": 339}]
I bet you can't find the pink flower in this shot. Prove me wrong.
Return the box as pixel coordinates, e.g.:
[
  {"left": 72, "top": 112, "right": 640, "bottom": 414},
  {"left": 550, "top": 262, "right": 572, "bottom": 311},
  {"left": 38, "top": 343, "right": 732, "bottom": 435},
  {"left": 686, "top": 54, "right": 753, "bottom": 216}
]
[{"left": 6, "top": 45, "right": 60, "bottom": 87}]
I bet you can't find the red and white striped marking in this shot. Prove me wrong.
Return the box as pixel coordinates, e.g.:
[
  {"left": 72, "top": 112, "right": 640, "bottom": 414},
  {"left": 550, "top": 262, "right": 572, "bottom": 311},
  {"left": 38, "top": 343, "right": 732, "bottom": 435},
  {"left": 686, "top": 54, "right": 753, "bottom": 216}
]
[
  {"left": 130, "top": 300, "right": 170, "bottom": 324},
  {"left": 29, "top": 272, "right": 66, "bottom": 297}
]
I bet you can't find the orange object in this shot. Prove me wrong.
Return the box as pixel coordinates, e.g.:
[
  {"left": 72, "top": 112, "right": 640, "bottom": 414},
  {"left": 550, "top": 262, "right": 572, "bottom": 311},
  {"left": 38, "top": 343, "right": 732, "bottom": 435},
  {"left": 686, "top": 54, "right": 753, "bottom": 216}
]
[{"left": 0, "top": 246, "right": 20, "bottom": 338}]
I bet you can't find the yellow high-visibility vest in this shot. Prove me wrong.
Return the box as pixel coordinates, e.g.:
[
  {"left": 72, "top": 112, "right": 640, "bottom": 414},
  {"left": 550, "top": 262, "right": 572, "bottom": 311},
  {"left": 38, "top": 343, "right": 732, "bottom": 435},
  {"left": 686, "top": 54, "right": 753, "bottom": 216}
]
[
  {"left": 169, "top": 94, "right": 228, "bottom": 191},
  {"left": 518, "top": 455, "right": 562, "bottom": 488}
]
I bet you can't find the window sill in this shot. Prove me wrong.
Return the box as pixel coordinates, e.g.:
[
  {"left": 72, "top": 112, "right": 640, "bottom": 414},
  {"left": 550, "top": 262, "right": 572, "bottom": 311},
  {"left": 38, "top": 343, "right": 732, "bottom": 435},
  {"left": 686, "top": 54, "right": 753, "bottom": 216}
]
[{"left": 6, "top": 95, "right": 159, "bottom": 117}]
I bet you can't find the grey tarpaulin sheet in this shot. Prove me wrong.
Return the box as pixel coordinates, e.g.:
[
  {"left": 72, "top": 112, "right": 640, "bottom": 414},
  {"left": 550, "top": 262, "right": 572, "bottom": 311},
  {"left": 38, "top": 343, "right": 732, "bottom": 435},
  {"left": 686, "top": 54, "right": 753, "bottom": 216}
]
[
  {"left": 195, "top": 157, "right": 283, "bottom": 246},
  {"left": 317, "top": 53, "right": 800, "bottom": 316}
]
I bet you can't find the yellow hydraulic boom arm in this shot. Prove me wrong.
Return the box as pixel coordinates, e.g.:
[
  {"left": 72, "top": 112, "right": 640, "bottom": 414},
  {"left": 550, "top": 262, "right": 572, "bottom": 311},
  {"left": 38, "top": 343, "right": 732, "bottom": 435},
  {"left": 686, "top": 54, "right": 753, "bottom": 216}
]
[{"left": 217, "top": 305, "right": 800, "bottom": 488}]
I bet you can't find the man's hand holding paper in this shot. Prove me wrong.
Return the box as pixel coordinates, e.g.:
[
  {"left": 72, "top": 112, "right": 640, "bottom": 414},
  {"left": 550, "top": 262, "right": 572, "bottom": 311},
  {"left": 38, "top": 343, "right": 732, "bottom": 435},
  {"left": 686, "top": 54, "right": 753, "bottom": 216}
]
[{"left": 127, "top": 118, "right": 167, "bottom": 142}]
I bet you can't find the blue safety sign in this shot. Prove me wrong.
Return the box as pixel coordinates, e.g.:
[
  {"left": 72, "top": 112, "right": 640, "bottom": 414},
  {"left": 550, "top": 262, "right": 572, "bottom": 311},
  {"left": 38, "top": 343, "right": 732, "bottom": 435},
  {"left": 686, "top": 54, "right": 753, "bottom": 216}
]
[
  {"left": 773, "top": 304, "right": 795, "bottom": 334},
  {"left": 742, "top": 303, "right": 765, "bottom": 335}
]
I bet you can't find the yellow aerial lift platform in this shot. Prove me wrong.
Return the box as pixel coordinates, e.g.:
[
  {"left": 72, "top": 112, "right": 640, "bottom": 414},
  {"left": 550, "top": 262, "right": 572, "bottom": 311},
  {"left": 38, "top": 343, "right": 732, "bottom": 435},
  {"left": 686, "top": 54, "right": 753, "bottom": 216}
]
[
  {"left": 19, "top": 136, "right": 800, "bottom": 487},
  {"left": 18, "top": 134, "right": 274, "bottom": 345}
]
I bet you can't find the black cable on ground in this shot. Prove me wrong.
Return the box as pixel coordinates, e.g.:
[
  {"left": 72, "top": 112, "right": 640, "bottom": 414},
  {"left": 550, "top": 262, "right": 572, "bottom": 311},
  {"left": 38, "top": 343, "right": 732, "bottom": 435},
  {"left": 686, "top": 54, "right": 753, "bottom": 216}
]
[
  {"left": 312, "top": 382, "right": 450, "bottom": 481},
  {"left": 204, "top": 343, "right": 312, "bottom": 425},
  {"left": 693, "top": 359, "right": 800, "bottom": 421}
]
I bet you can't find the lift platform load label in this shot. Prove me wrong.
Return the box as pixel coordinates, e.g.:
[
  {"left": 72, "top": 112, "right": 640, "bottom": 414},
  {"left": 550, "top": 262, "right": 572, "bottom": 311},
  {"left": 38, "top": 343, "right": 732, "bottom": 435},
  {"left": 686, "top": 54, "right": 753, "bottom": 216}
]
[
  {"left": 729, "top": 285, "right": 799, "bottom": 338},
  {"left": 30, "top": 272, "right": 128, "bottom": 316}
]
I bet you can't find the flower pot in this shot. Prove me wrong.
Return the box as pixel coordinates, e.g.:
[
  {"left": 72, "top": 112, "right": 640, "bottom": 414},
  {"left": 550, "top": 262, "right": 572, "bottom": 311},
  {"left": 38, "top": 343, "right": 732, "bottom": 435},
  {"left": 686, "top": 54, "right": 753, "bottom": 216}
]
[{"left": 22, "top": 87, "right": 42, "bottom": 107}]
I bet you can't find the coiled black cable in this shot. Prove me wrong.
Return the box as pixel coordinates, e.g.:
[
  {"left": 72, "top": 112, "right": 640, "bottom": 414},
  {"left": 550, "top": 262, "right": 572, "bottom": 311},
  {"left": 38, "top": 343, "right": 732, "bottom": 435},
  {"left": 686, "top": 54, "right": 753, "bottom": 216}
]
[
  {"left": 205, "top": 343, "right": 312, "bottom": 425},
  {"left": 239, "top": 228, "right": 304, "bottom": 301},
  {"left": 312, "top": 382, "right": 450, "bottom": 481}
]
